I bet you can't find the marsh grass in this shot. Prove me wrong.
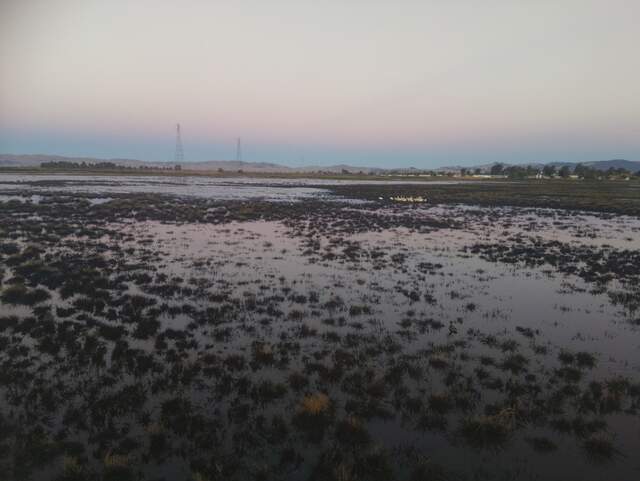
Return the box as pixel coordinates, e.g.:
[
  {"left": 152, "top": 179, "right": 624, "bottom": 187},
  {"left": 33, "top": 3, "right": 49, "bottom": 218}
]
[
  {"left": 583, "top": 435, "right": 617, "bottom": 463},
  {"left": 1, "top": 282, "right": 50, "bottom": 305},
  {"left": 460, "top": 408, "right": 516, "bottom": 449},
  {"left": 294, "top": 393, "right": 334, "bottom": 442},
  {"left": 301, "top": 393, "right": 331, "bottom": 415},
  {"left": 2, "top": 190, "right": 639, "bottom": 480}
]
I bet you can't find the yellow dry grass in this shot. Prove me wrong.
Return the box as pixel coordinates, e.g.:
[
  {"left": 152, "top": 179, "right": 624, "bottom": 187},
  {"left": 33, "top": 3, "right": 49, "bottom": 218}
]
[
  {"left": 144, "top": 421, "right": 164, "bottom": 435},
  {"left": 104, "top": 450, "right": 130, "bottom": 468},
  {"left": 63, "top": 455, "right": 82, "bottom": 475},
  {"left": 301, "top": 392, "right": 331, "bottom": 415}
]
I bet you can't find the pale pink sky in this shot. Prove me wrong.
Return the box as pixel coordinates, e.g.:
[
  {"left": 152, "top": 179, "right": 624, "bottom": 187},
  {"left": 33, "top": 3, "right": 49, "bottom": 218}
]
[{"left": 1, "top": 0, "right": 639, "bottom": 166}]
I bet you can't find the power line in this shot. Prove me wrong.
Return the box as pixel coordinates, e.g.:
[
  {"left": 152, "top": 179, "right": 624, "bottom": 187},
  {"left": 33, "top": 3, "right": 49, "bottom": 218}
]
[{"left": 175, "top": 123, "right": 184, "bottom": 163}]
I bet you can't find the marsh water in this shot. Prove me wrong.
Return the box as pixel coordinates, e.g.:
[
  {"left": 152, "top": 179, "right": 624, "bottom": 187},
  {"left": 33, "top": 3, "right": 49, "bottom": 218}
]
[
  {"left": 0, "top": 173, "right": 469, "bottom": 202},
  {"left": 0, "top": 174, "right": 639, "bottom": 481}
]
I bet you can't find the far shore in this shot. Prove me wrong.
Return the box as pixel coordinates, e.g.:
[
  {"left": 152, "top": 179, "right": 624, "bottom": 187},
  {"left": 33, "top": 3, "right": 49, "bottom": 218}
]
[{"left": 0, "top": 166, "right": 497, "bottom": 182}]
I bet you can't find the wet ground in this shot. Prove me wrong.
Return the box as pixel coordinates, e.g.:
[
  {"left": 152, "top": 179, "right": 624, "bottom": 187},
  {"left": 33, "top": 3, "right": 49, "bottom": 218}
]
[{"left": 0, "top": 175, "right": 639, "bottom": 481}]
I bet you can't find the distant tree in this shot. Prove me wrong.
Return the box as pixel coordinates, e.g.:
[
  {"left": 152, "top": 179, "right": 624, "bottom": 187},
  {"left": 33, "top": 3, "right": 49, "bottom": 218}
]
[
  {"left": 559, "top": 165, "right": 571, "bottom": 178},
  {"left": 505, "top": 166, "right": 527, "bottom": 179},
  {"left": 460, "top": 168, "right": 468, "bottom": 177},
  {"left": 542, "top": 165, "right": 556, "bottom": 177},
  {"left": 174, "top": 165, "right": 182, "bottom": 171},
  {"left": 490, "top": 163, "right": 504, "bottom": 176},
  {"left": 583, "top": 167, "right": 598, "bottom": 180},
  {"left": 217, "top": 168, "right": 224, "bottom": 173},
  {"left": 41, "top": 160, "right": 127, "bottom": 170},
  {"left": 474, "top": 168, "right": 482, "bottom": 175},
  {"left": 41, "top": 161, "right": 77, "bottom": 169},
  {"left": 602, "top": 167, "right": 630, "bottom": 179},
  {"left": 341, "top": 169, "right": 349, "bottom": 175}
]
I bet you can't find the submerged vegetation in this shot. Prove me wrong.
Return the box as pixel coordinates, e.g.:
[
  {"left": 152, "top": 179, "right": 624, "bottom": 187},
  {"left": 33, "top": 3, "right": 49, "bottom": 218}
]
[{"left": 0, "top": 178, "right": 639, "bottom": 480}]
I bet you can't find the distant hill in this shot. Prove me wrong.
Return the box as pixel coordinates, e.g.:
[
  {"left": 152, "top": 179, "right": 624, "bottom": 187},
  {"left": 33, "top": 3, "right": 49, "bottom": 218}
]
[
  {"left": 581, "top": 159, "right": 640, "bottom": 171},
  {"left": 1, "top": 153, "right": 639, "bottom": 174},
  {"left": 0, "top": 154, "right": 377, "bottom": 174}
]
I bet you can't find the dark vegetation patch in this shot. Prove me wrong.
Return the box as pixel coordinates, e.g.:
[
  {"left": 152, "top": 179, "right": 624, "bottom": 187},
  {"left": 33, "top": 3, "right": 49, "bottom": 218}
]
[
  {"left": 466, "top": 240, "right": 640, "bottom": 287},
  {"left": 329, "top": 180, "right": 640, "bottom": 216}
]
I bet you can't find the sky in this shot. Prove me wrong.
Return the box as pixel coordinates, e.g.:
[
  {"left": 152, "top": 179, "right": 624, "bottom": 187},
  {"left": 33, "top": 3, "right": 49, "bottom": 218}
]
[{"left": 1, "top": 0, "right": 639, "bottom": 168}]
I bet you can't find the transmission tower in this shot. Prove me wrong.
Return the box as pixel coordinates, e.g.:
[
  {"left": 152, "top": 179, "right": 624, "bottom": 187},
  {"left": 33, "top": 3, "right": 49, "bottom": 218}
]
[
  {"left": 174, "top": 123, "right": 184, "bottom": 163},
  {"left": 236, "top": 137, "right": 242, "bottom": 162}
]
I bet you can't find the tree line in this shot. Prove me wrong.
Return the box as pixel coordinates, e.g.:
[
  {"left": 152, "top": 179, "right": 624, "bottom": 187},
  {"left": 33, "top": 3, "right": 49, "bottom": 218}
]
[
  {"left": 40, "top": 161, "right": 182, "bottom": 171},
  {"left": 470, "top": 163, "right": 640, "bottom": 180}
]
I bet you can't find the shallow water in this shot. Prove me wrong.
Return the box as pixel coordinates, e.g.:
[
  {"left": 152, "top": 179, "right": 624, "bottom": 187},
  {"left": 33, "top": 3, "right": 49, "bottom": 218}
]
[
  {"left": 121, "top": 218, "right": 640, "bottom": 373},
  {"left": 0, "top": 180, "right": 639, "bottom": 481},
  {"left": 0, "top": 173, "right": 469, "bottom": 202}
]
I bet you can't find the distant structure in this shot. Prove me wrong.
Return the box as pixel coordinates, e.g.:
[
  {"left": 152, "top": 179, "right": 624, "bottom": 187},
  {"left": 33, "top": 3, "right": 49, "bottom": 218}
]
[
  {"left": 174, "top": 123, "right": 184, "bottom": 163},
  {"left": 236, "top": 137, "right": 242, "bottom": 162}
]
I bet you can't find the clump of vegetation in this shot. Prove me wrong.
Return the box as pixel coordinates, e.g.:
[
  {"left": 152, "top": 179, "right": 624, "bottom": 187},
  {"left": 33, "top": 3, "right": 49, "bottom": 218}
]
[
  {"left": 59, "top": 455, "right": 87, "bottom": 481},
  {"left": 575, "top": 351, "right": 597, "bottom": 369},
  {"left": 251, "top": 380, "right": 288, "bottom": 406},
  {"left": 583, "top": 435, "right": 617, "bottom": 463},
  {"left": 252, "top": 341, "right": 275, "bottom": 367},
  {"left": 294, "top": 393, "right": 334, "bottom": 442},
  {"left": 501, "top": 353, "right": 528, "bottom": 374},
  {"left": 429, "top": 355, "right": 449, "bottom": 370},
  {"left": 288, "top": 371, "right": 309, "bottom": 391},
  {"left": 1, "top": 283, "right": 50, "bottom": 305},
  {"left": 301, "top": 393, "right": 331, "bottom": 416},
  {"left": 429, "top": 393, "right": 454, "bottom": 414},
  {"left": 335, "top": 416, "right": 370, "bottom": 446},
  {"left": 558, "top": 350, "right": 575, "bottom": 364},
  {"left": 349, "top": 304, "right": 372, "bottom": 316},
  {"left": 0, "top": 242, "right": 20, "bottom": 255},
  {"left": 460, "top": 408, "right": 515, "bottom": 448},
  {"left": 103, "top": 450, "right": 135, "bottom": 481}
]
